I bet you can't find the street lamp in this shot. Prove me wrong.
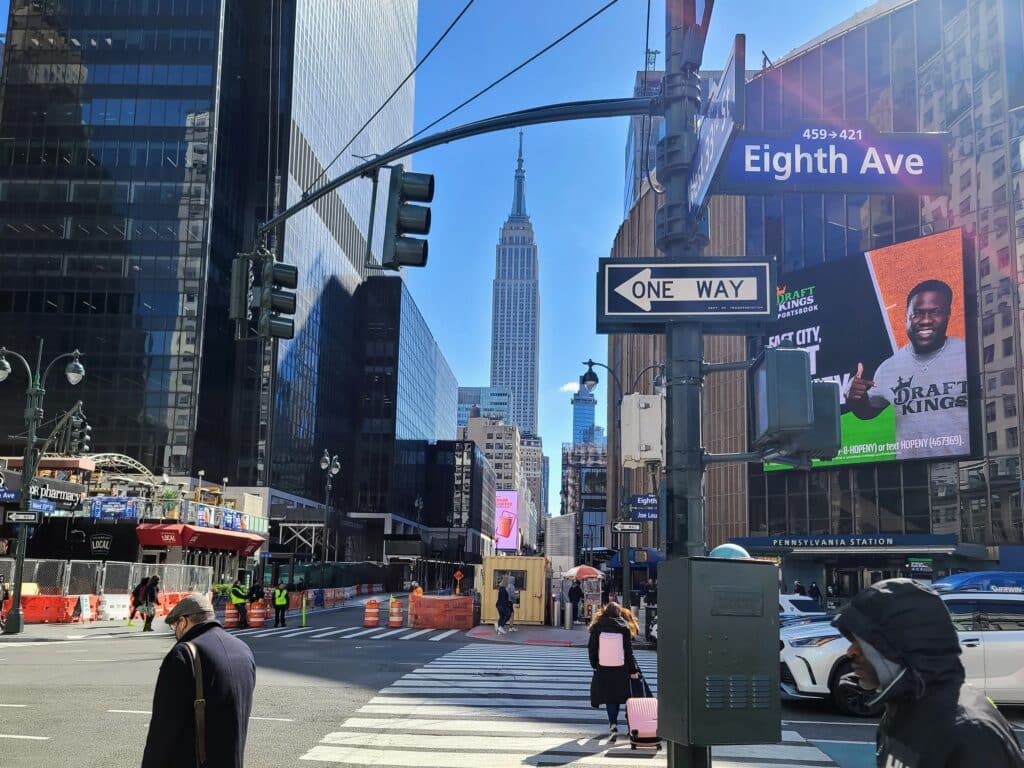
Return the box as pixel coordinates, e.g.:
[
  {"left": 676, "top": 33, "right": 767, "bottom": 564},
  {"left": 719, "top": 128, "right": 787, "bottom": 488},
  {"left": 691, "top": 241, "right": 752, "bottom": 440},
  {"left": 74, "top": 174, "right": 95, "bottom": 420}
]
[
  {"left": 320, "top": 450, "right": 341, "bottom": 584},
  {"left": 0, "top": 340, "right": 84, "bottom": 635}
]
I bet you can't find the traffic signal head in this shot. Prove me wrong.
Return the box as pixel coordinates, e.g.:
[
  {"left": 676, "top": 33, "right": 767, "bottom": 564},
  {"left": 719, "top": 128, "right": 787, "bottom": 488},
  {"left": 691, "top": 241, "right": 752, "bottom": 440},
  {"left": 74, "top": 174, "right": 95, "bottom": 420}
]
[
  {"left": 258, "top": 254, "right": 298, "bottom": 340},
  {"left": 68, "top": 414, "right": 92, "bottom": 455},
  {"left": 784, "top": 381, "right": 842, "bottom": 460},
  {"left": 752, "top": 346, "right": 813, "bottom": 449},
  {"left": 381, "top": 163, "right": 435, "bottom": 270},
  {"left": 228, "top": 254, "right": 254, "bottom": 321}
]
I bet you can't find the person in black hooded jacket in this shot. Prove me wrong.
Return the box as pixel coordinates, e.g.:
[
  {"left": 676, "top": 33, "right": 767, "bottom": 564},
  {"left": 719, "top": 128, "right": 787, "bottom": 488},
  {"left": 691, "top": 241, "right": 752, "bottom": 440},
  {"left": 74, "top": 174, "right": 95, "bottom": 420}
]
[{"left": 833, "top": 578, "right": 1024, "bottom": 768}]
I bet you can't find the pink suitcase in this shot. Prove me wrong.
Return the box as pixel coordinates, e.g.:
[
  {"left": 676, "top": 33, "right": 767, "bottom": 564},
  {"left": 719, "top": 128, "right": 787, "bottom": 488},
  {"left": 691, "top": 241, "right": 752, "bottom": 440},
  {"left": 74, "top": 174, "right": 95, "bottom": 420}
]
[{"left": 626, "top": 676, "right": 660, "bottom": 750}]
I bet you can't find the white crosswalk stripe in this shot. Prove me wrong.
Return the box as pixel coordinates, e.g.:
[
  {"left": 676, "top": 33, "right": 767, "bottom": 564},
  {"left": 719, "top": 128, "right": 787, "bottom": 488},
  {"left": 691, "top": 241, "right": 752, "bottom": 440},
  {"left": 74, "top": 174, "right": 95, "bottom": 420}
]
[
  {"left": 229, "top": 625, "right": 465, "bottom": 643},
  {"left": 298, "top": 645, "right": 839, "bottom": 767}
]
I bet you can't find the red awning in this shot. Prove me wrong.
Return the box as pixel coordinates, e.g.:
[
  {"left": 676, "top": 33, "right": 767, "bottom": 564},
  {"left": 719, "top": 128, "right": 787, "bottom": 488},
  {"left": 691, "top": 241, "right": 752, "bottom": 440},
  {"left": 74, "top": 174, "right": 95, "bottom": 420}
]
[{"left": 135, "top": 524, "right": 264, "bottom": 556}]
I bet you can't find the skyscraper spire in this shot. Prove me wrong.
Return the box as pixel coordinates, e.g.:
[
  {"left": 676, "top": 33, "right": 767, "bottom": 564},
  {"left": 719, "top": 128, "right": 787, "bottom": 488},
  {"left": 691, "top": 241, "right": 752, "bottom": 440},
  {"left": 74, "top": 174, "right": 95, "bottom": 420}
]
[{"left": 511, "top": 129, "right": 527, "bottom": 218}]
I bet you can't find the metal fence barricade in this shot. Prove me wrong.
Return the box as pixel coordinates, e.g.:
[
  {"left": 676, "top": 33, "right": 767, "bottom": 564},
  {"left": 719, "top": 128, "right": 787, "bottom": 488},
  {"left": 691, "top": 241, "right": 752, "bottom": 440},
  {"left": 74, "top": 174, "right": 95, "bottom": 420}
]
[
  {"left": 22, "top": 559, "right": 66, "bottom": 596},
  {"left": 66, "top": 560, "right": 103, "bottom": 596}
]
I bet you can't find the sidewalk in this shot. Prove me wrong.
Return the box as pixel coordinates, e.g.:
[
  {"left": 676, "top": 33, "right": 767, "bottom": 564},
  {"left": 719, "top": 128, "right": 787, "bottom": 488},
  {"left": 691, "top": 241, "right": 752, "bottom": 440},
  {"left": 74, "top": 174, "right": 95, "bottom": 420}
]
[
  {"left": 0, "top": 590, "right": 401, "bottom": 642},
  {"left": 464, "top": 621, "right": 658, "bottom": 649}
]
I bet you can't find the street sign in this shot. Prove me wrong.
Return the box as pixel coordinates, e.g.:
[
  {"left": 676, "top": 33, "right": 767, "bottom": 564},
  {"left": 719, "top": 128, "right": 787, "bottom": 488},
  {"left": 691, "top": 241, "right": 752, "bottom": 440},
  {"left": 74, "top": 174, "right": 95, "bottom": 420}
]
[
  {"left": 630, "top": 494, "right": 659, "bottom": 521},
  {"left": 0, "top": 489, "right": 16, "bottom": 503},
  {"left": 6, "top": 510, "right": 39, "bottom": 524},
  {"left": 596, "top": 257, "right": 775, "bottom": 334},
  {"left": 612, "top": 521, "right": 643, "bottom": 534},
  {"left": 715, "top": 124, "right": 950, "bottom": 195},
  {"left": 29, "top": 498, "right": 55, "bottom": 514},
  {"left": 689, "top": 34, "right": 745, "bottom": 212}
]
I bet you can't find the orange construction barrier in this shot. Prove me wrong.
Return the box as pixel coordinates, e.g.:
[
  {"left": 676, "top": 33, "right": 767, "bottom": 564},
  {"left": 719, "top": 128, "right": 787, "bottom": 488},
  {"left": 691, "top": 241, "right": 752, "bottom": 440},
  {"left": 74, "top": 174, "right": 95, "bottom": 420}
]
[
  {"left": 248, "top": 601, "right": 266, "bottom": 628},
  {"left": 223, "top": 602, "right": 239, "bottom": 629},
  {"left": 363, "top": 599, "right": 380, "bottom": 627},
  {"left": 387, "top": 598, "right": 404, "bottom": 628}
]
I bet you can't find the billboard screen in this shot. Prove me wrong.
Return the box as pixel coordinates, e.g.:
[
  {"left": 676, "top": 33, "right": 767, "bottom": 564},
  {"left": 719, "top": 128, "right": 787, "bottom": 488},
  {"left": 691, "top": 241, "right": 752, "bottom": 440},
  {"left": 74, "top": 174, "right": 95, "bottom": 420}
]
[
  {"left": 767, "top": 229, "right": 969, "bottom": 466},
  {"left": 494, "top": 490, "right": 520, "bottom": 551}
]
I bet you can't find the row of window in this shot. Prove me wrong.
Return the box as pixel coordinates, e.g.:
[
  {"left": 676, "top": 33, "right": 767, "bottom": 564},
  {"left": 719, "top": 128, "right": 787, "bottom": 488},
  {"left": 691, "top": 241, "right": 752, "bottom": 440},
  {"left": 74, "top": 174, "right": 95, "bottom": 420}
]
[
  {"left": 8, "top": 27, "right": 217, "bottom": 54},
  {"left": 6, "top": 62, "right": 215, "bottom": 88}
]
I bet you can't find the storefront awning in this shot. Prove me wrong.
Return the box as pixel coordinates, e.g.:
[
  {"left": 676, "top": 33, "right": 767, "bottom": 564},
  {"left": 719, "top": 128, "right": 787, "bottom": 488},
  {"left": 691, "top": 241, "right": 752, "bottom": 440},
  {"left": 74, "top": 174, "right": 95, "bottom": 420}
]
[{"left": 136, "top": 523, "right": 264, "bottom": 556}]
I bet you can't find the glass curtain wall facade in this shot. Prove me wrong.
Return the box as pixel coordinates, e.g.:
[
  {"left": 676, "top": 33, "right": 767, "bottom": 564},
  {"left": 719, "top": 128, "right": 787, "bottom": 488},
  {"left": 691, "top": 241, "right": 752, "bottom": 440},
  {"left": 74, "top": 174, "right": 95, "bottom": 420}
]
[{"left": 743, "top": 0, "right": 1024, "bottom": 547}]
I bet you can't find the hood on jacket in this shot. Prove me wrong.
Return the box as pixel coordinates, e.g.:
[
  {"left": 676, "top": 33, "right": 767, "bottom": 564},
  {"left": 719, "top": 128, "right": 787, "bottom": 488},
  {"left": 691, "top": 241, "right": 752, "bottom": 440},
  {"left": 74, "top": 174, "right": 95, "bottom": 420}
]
[
  {"left": 832, "top": 579, "right": 964, "bottom": 697},
  {"left": 591, "top": 614, "right": 630, "bottom": 634}
]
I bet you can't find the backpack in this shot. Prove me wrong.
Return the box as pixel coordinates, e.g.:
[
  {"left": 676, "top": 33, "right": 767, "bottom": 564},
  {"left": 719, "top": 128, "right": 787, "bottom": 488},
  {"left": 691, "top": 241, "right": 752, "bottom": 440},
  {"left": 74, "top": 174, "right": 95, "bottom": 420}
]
[{"left": 598, "top": 631, "right": 625, "bottom": 667}]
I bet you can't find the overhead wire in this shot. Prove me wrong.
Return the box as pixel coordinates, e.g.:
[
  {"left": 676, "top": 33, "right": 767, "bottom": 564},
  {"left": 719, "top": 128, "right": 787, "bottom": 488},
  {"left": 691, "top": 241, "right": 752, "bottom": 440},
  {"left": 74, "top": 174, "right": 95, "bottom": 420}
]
[
  {"left": 305, "top": 0, "right": 476, "bottom": 195},
  {"left": 640, "top": 0, "right": 663, "bottom": 199},
  {"left": 395, "top": 0, "right": 621, "bottom": 150}
]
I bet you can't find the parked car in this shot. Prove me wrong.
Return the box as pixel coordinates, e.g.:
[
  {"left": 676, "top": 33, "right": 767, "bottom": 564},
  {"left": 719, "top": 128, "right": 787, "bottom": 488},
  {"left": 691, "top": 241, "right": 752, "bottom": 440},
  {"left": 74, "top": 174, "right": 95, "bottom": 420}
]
[
  {"left": 931, "top": 571, "right": 1024, "bottom": 594},
  {"left": 779, "top": 591, "right": 1024, "bottom": 716},
  {"left": 779, "top": 593, "right": 828, "bottom": 627}
]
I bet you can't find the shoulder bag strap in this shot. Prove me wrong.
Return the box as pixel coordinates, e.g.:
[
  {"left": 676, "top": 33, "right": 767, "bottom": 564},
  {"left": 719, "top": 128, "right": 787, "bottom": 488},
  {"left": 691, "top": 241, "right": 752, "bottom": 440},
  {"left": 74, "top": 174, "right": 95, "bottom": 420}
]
[{"left": 183, "top": 641, "right": 207, "bottom": 767}]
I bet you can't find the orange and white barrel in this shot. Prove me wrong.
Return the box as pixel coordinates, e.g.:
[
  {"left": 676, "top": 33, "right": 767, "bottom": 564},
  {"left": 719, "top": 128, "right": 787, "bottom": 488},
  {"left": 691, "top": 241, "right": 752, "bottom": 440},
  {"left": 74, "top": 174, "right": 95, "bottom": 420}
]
[
  {"left": 388, "top": 599, "right": 404, "bottom": 628},
  {"left": 223, "top": 603, "right": 239, "bottom": 629},
  {"left": 363, "top": 599, "right": 380, "bottom": 627},
  {"left": 248, "top": 601, "right": 266, "bottom": 628}
]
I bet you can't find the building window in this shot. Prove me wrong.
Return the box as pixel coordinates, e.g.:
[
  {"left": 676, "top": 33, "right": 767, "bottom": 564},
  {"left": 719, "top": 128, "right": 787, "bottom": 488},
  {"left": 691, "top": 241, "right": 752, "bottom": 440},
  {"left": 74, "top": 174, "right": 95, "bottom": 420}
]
[
  {"left": 980, "top": 258, "right": 991, "bottom": 277},
  {"left": 1005, "top": 396, "right": 1017, "bottom": 418},
  {"left": 984, "top": 345, "right": 995, "bottom": 363},
  {"left": 1002, "top": 369, "right": 1015, "bottom": 386},
  {"left": 987, "top": 432, "right": 999, "bottom": 451},
  {"left": 1002, "top": 337, "right": 1014, "bottom": 357},
  {"left": 982, "top": 315, "right": 995, "bottom": 335},
  {"left": 998, "top": 248, "right": 1011, "bottom": 269},
  {"left": 960, "top": 169, "right": 972, "bottom": 190},
  {"left": 1008, "top": 428, "right": 1019, "bottom": 449},
  {"left": 986, "top": 401, "right": 997, "bottom": 422}
]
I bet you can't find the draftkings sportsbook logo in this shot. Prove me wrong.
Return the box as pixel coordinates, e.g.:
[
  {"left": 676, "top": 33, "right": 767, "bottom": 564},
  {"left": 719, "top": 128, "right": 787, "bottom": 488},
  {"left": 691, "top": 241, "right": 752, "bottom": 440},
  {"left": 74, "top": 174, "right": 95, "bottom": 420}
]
[
  {"left": 890, "top": 375, "right": 968, "bottom": 414},
  {"left": 776, "top": 284, "right": 818, "bottom": 319}
]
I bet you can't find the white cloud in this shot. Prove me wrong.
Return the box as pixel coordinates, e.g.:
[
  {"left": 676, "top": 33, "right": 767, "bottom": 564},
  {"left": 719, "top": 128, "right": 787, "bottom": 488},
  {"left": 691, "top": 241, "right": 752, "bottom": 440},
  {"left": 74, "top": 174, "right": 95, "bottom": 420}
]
[{"left": 559, "top": 381, "right": 579, "bottom": 393}]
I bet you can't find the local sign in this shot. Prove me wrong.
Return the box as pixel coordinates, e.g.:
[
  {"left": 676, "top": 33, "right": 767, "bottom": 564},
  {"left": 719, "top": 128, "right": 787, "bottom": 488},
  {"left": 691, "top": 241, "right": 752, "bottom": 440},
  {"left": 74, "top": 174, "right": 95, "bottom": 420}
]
[
  {"left": 596, "top": 257, "right": 775, "bottom": 333},
  {"left": 689, "top": 33, "right": 745, "bottom": 212},
  {"left": 716, "top": 124, "right": 950, "bottom": 195}
]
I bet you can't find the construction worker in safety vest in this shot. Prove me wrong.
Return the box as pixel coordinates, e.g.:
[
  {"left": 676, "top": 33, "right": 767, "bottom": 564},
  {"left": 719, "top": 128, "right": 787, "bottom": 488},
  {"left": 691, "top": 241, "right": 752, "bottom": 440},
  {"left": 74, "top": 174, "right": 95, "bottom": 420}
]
[
  {"left": 273, "top": 581, "right": 289, "bottom": 627},
  {"left": 230, "top": 579, "right": 249, "bottom": 629}
]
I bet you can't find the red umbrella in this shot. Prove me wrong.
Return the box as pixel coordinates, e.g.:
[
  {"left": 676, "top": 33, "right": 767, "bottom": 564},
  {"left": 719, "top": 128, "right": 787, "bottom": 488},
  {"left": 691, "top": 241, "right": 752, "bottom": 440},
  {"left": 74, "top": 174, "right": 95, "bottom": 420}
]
[{"left": 563, "top": 564, "right": 605, "bottom": 581}]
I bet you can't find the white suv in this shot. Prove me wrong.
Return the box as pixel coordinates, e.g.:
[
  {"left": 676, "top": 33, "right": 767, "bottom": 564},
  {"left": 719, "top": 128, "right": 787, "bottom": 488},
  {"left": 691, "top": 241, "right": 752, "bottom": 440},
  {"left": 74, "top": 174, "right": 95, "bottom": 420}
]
[{"left": 780, "top": 592, "right": 1024, "bottom": 716}]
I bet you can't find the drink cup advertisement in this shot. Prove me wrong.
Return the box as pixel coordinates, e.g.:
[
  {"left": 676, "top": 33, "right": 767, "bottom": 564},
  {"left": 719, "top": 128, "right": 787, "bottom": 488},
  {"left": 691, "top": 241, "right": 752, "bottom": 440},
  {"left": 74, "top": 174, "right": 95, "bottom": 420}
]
[
  {"left": 495, "top": 490, "right": 520, "bottom": 551},
  {"left": 767, "top": 228, "right": 970, "bottom": 466}
]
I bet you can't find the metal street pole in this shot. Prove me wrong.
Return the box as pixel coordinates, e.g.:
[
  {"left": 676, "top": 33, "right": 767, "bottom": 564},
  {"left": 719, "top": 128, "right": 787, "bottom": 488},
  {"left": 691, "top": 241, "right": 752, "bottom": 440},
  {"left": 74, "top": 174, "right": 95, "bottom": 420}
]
[
  {"left": 1, "top": 340, "right": 84, "bottom": 635},
  {"left": 659, "top": 2, "right": 712, "bottom": 766}
]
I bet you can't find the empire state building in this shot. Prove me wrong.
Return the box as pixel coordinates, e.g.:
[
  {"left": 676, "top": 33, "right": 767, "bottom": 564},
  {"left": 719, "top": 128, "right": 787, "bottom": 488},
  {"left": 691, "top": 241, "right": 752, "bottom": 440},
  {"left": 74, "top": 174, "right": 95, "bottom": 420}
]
[{"left": 490, "top": 132, "right": 539, "bottom": 434}]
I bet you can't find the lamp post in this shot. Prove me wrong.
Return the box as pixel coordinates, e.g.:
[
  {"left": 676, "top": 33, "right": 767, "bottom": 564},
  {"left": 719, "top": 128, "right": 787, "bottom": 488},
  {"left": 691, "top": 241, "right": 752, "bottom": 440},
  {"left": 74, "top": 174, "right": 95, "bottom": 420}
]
[
  {"left": 581, "top": 359, "right": 665, "bottom": 609},
  {"left": 319, "top": 450, "right": 340, "bottom": 586},
  {"left": 0, "top": 340, "right": 85, "bottom": 635}
]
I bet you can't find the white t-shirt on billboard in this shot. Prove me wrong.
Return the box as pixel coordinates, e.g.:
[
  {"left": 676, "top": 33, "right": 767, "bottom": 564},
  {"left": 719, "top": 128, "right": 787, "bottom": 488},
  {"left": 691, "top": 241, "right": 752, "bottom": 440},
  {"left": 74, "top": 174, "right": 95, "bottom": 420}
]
[{"left": 864, "top": 336, "right": 969, "bottom": 459}]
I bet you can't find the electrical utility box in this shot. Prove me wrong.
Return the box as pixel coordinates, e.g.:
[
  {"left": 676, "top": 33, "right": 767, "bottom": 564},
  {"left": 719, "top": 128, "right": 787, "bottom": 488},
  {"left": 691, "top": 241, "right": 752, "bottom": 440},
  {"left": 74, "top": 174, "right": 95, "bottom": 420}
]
[
  {"left": 621, "top": 393, "right": 665, "bottom": 467},
  {"left": 657, "top": 557, "right": 781, "bottom": 747},
  {"left": 752, "top": 347, "right": 813, "bottom": 449}
]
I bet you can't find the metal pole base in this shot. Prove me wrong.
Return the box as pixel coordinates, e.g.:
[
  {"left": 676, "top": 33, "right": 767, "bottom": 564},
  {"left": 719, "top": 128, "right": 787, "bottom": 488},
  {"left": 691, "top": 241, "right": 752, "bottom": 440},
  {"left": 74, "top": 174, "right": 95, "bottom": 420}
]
[
  {"left": 667, "top": 741, "right": 711, "bottom": 768},
  {"left": 2, "top": 609, "right": 24, "bottom": 635}
]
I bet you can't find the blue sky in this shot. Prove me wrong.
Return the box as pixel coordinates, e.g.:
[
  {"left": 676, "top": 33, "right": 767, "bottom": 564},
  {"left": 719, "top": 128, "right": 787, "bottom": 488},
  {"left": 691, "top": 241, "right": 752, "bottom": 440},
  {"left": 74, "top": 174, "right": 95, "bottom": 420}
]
[{"left": 406, "top": 0, "right": 873, "bottom": 517}]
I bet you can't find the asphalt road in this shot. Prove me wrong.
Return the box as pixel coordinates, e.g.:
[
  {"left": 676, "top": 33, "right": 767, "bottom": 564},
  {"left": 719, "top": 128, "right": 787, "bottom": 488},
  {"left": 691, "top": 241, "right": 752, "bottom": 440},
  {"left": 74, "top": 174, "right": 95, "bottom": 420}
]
[{"left": 2, "top": 609, "right": 1023, "bottom": 768}]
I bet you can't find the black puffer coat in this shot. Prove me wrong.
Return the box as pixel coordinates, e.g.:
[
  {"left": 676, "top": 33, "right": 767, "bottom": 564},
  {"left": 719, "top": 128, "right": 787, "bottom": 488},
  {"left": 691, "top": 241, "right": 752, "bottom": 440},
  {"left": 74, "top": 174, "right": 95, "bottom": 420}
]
[
  {"left": 833, "top": 579, "right": 1024, "bottom": 768},
  {"left": 588, "top": 615, "right": 639, "bottom": 708}
]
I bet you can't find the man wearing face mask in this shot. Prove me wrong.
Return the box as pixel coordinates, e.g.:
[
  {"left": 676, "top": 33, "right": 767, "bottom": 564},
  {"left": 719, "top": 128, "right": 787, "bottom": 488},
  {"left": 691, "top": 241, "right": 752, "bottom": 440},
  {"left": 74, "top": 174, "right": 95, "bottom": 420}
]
[
  {"left": 833, "top": 579, "right": 1024, "bottom": 768},
  {"left": 141, "top": 594, "right": 256, "bottom": 768}
]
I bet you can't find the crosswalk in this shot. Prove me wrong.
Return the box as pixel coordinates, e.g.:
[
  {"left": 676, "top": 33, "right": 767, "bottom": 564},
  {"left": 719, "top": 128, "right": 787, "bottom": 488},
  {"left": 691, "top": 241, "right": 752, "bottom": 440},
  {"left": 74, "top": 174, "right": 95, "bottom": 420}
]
[
  {"left": 297, "top": 645, "right": 839, "bottom": 767},
  {"left": 228, "top": 624, "right": 465, "bottom": 643}
]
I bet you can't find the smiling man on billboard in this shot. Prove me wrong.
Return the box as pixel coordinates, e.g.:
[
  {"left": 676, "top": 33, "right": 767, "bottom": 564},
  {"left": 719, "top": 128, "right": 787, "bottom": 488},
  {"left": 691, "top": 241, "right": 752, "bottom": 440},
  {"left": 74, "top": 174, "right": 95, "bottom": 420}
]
[{"left": 846, "top": 279, "right": 969, "bottom": 459}]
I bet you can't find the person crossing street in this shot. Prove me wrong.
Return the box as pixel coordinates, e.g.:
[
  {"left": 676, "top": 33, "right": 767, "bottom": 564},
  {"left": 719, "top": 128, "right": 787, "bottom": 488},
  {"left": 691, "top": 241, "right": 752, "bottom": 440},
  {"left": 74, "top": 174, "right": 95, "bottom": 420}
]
[
  {"left": 272, "top": 581, "right": 288, "bottom": 627},
  {"left": 230, "top": 579, "right": 249, "bottom": 629}
]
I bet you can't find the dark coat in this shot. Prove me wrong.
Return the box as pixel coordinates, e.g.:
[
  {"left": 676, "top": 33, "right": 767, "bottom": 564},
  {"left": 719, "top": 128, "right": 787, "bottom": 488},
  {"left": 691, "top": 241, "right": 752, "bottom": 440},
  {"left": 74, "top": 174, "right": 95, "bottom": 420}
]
[
  {"left": 568, "top": 585, "right": 583, "bottom": 603},
  {"left": 144, "top": 583, "right": 160, "bottom": 606},
  {"left": 496, "top": 586, "right": 512, "bottom": 610},
  {"left": 142, "top": 621, "right": 256, "bottom": 768},
  {"left": 833, "top": 579, "right": 1024, "bottom": 768},
  {"left": 588, "top": 615, "right": 639, "bottom": 708}
]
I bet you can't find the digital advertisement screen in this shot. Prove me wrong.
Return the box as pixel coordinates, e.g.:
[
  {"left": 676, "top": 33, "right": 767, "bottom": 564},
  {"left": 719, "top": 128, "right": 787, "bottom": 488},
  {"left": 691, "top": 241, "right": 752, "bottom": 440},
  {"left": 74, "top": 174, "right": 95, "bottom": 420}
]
[
  {"left": 766, "top": 228, "right": 970, "bottom": 466},
  {"left": 494, "top": 490, "right": 520, "bottom": 551}
]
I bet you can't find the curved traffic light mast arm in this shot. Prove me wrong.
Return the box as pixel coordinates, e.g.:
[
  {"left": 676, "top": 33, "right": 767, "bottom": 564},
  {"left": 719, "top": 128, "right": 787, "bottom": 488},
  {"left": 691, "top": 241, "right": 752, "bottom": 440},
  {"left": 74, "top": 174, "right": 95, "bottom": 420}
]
[{"left": 255, "top": 96, "right": 657, "bottom": 239}]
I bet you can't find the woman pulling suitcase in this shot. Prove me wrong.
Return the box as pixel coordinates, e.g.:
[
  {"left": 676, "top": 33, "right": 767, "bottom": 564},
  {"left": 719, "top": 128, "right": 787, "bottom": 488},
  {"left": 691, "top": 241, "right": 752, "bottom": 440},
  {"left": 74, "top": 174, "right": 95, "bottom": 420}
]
[{"left": 587, "top": 601, "right": 640, "bottom": 742}]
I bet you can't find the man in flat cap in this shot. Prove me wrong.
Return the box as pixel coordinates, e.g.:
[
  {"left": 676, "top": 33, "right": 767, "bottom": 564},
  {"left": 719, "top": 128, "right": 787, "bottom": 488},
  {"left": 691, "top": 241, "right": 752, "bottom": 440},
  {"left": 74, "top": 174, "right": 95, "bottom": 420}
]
[{"left": 141, "top": 593, "right": 256, "bottom": 768}]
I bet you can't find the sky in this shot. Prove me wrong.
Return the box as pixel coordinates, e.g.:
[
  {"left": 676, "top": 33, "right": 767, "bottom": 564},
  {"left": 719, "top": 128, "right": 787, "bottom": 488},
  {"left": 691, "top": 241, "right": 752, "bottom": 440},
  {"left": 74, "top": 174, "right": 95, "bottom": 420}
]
[{"left": 405, "top": 0, "right": 875, "bottom": 518}]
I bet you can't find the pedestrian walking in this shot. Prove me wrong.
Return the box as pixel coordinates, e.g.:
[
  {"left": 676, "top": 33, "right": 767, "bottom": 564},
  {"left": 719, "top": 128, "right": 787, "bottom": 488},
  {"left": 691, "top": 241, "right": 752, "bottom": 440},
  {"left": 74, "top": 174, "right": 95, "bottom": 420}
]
[
  {"left": 128, "top": 576, "right": 149, "bottom": 626},
  {"left": 588, "top": 601, "right": 640, "bottom": 742},
  {"left": 141, "top": 576, "right": 161, "bottom": 632},
  {"left": 833, "top": 578, "right": 1024, "bottom": 768},
  {"left": 272, "top": 581, "right": 289, "bottom": 627},
  {"left": 506, "top": 575, "right": 519, "bottom": 632},
  {"left": 808, "top": 581, "right": 823, "bottom": 604},
  {"left": 495, "top": 576, "right": 512, "bottom": 634},
  {"left": 230, "top": 578, "right": 248, "bottom": 629},
  {"left": 141, "top": 593, "right": 256, "bottom": 768},
  {"left": 793, "top": 580, "right": 807, "bottom": 596},
  {"left": 643, "top": 578, "right": 657, "bottom": 606},
  {"left": 568, "top": 580, "right": 584, "bottom": 625}
]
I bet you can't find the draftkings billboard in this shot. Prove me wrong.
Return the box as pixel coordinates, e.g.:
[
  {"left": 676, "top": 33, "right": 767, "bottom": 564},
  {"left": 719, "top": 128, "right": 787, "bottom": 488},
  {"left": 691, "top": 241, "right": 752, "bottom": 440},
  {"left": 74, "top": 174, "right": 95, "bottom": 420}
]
[{"left": 766, "top": 228, "right": 970, "bottom": 466}]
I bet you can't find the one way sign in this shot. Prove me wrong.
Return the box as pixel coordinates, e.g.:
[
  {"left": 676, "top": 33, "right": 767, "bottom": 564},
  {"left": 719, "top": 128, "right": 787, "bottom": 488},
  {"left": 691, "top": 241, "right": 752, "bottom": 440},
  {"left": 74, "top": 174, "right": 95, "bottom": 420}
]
[{"left": 596, "top": 257, "right": 775, "bottom": 334}]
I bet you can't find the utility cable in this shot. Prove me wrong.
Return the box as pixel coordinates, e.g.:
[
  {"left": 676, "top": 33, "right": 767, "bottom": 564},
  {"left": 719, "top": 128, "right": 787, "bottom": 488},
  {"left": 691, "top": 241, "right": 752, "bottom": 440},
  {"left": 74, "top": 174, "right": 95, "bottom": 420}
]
[
  {"left": 305, "top": 0, "right": 476, "bottom": 194},
  {"left": 640, "top": 0, "right": 663, "bottom": 198},
  {"left": 397, "top": 0, "right": 621, "bottom": 149}
]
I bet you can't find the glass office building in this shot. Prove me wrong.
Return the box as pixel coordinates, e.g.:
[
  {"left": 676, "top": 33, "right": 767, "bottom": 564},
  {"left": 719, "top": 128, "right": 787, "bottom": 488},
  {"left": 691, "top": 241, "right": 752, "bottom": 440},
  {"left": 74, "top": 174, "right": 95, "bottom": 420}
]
[
  {"left": 0, "top": 1, "right": 418, "bottom": 506},
  {"left": 734, "top": 0, "right": 1024, "bottom": 585}
]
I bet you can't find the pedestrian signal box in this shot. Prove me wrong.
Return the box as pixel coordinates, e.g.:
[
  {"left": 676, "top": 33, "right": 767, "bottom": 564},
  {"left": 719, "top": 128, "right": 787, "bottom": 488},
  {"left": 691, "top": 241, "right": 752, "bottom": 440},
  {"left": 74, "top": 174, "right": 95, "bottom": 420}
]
[
  {"left": 657, "top": 556, "right": 780, "bottom": 747},
  {"left": 752, "top": 347, "right": 813, "bottom": 449}
]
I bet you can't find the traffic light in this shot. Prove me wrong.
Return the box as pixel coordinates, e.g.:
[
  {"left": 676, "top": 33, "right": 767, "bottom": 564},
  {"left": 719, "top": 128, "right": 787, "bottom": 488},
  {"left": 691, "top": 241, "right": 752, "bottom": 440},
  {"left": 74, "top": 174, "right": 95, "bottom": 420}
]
[
  {"left": 751, "top": 346, "right": 814, "bottom": 449},
  {"left": 381, "top": 163, "right": 434, "bottom": 270},
  {"left": 781, "top": 381, "right": 842, "bottom": 460},
  {"left": 228, "top": 254, "right": 254, "bottom": 322},
  {"left": 258, "top": 252, "right": 298, "bottom": 340},
  {"left": 68, "top": 414, "right": 91, "bottom": 455}
]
